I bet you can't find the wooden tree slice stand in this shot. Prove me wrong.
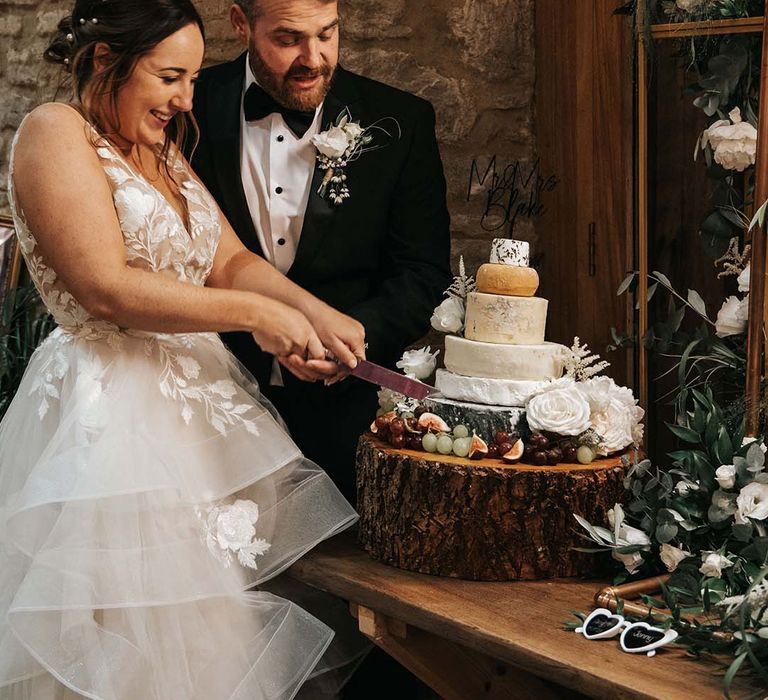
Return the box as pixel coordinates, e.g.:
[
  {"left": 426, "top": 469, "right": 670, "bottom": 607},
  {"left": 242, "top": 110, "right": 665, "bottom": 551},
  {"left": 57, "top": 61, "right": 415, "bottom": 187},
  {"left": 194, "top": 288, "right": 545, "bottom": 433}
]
[{"left": 357, "top": 434, "right": 630, "bottom": 581}]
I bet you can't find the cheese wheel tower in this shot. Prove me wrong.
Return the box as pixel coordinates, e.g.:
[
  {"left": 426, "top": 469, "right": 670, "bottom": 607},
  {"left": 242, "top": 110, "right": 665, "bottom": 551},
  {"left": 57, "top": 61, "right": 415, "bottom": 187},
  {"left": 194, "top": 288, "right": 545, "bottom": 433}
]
[{"left": 435, "top": 239, "right": 567, "bottom": 413}]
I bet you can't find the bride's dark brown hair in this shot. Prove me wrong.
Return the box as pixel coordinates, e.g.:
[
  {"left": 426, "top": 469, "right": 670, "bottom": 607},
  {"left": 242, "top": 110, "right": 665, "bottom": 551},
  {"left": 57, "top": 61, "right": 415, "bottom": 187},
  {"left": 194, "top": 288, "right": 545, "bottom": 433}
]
[{"left": 44, "top": 0, "right": 205, "bottom": 162}]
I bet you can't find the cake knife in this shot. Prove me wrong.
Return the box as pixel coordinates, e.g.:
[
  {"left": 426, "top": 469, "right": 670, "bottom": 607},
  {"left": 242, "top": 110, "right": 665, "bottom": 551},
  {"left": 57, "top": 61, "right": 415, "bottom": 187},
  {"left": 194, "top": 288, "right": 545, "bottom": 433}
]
[{"left": 350, "top": 359, "right": 435, "bottom": 400}]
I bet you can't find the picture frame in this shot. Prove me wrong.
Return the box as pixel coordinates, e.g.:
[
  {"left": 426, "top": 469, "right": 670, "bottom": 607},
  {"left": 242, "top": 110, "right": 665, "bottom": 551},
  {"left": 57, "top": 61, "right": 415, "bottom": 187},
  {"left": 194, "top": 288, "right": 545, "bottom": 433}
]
[{"left": 0, "top": 214, "right": 21, "bottom": 310}]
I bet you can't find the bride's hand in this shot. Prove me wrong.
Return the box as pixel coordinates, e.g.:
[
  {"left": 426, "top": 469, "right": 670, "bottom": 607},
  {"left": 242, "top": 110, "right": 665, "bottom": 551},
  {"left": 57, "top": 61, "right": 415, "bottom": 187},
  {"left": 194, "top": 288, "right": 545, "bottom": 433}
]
[{"left": 250, "top": 298, "right": 325, "bottom": 368}]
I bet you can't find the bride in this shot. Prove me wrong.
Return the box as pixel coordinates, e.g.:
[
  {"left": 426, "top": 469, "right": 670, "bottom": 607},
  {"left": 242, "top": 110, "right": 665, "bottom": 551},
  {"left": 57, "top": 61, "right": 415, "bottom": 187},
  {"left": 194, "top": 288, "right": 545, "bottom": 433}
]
[{"left": 0, "top": 0, "right": 366, "bottom": 697}]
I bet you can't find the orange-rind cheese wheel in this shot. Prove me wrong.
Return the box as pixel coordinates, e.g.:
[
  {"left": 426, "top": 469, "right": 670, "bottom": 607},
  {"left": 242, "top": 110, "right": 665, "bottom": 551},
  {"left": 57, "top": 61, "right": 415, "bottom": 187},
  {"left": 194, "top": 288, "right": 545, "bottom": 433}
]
[{"left": 476, "top": 263, "right": 539, "bottom": 296}]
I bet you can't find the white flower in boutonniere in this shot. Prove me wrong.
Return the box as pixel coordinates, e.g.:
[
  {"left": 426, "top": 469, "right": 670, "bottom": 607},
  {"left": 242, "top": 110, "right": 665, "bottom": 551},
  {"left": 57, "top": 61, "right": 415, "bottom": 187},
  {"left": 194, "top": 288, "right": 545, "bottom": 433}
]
[{"left": 311, "top": 109, "right": 400, "bottom": 206}]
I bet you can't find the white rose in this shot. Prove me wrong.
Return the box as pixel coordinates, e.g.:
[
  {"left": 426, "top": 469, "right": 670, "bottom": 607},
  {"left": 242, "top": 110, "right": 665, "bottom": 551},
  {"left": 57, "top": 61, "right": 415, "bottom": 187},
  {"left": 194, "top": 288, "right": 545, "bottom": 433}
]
[
  {"left": 701, "top": 108, "right": 757, "bottom": 172},
  {"left": 343, "top": 121, "right": 364, "bottom": 142},
  {"left": 526, "top": 387, "right": 591, "bottom": 436},
  {"left": 215, "top": 500, "right": 259, "bottom": 551},
  {"left": 312, "top": 125, "right": 350, "bottom": 159},
  {"left": 660, "top": 543, "right": 691, "bottom": 572},
  {"left": 578, "top": 375, "right": 616, "bottom": 413},
  {"left": 699, "top": 551, "right": 733, "bottom": 578},
  {"left": 715, "top": 295, "right": 748, "bottom": 337},
  {"left": 736, "top": 481, "right": 768, "bottom": 521},
  {"left": 738, "top": 264, "right": 750, "bottom": 293},
  {"left": 430, "top": 296, "right": 465, "bottom": 333},
  {"left": 396, "top": 346, "right": 439, "bottom": 380},
  {"left": 715, "top": 464, "right": 737, "bottom": 490}
]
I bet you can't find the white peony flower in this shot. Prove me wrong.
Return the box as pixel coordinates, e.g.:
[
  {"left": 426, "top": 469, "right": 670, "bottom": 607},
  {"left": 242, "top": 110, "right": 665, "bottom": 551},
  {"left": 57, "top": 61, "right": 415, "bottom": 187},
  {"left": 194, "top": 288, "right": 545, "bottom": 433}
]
[
  {"left": 526, "top": 387, "right": 592, "bottom": 436},
  {"left": 736, "top": 481, "right": 768, "bottom": 521},
  {"left": 738, "top": 263, "right": 750, "bottom": 293},
  {"left": 715, "top": 464, "right": 737, "bottom": 490},
  {"left": 396, "top": 346, "right": 439, "bottom": 380},
  {"left": 343, "top": 121, "right": 364, "bottom": 142},
  {"left": 312, "top": 125, "right": 350, "bottom": 159},
  {"left": 699, "top": 551, "right": 733, "bottom": 578},
  {"left": 660, "top": 543, "right": 691, "bottom": 572},
  {"left": 700, "top": 107, "right": 757, "bottom": 172},
  {"left": 430, "top": 296, "right": 465, "bottom": 334},
  {"left": 580, "top": 377, "right": 644, "bottom": 455},
  {"left": 214, "top": 499, "right": 260, "bottom": 551},
  {"left": 715, "top": 295, "right": 748, "bottom": 337}
]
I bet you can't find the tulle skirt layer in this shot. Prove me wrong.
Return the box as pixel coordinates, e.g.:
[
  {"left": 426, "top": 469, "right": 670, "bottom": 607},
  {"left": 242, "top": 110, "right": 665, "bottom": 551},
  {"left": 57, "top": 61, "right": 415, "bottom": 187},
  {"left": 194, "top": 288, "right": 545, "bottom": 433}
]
[{"left": 0, "top": 327, "right": 359, "bottom": 699}]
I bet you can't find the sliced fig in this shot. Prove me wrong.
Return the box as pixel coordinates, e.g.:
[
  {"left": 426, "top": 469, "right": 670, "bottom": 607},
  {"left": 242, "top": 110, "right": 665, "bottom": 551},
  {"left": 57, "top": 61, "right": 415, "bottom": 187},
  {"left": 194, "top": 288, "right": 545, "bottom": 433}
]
[
  {"left": 502, "top": 438, "right": 525, "bottom": 464},
  {"left": 370, "top": 420, "right": 379, "bottom": 434},
  {"left": 468, "top": 434, "right": 489, "bottom": 460},
  {"left": 417, "top": 412, "right": 450, "bottom": 433}
]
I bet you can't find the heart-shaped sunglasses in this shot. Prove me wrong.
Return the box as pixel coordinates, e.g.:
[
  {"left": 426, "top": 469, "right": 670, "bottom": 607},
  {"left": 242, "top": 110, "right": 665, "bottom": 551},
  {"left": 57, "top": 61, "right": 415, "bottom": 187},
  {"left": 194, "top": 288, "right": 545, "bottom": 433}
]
[{"left": 575, "top": 608, "right": 679, "bottom": 657}]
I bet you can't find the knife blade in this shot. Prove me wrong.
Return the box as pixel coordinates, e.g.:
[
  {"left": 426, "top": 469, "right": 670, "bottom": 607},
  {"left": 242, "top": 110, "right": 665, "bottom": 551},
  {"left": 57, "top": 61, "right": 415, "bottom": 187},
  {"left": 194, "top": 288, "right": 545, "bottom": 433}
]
[{"left": 351, "top": 359, "right": 435, "bottom": 400}]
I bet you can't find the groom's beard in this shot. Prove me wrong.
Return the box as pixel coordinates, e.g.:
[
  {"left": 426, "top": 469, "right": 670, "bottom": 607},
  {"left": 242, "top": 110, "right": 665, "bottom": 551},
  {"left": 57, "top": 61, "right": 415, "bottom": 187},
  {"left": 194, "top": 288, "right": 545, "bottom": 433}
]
[{"left": 249, "top": 48, "right": 335, "bottom": 112}]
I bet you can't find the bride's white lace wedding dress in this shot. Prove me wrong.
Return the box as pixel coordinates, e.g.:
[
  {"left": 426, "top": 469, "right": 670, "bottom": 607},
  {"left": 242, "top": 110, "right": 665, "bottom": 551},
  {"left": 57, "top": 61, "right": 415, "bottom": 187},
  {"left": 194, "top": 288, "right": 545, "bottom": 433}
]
[{"left": 0, "top": 108, "right": 358, "bottom": 700}]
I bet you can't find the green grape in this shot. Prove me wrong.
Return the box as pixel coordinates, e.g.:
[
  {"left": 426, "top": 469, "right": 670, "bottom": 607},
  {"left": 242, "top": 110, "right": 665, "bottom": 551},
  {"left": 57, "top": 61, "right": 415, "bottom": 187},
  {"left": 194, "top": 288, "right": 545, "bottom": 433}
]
[
  {"left": 436, "top": 434, "right": 454, "bottom": 455},
  {"left": 576, "top": 446, "right": 595, "bottom": 464},
  {"left": 452, "top": 436, "right": 471, "bottom": 457},
  {"left": 422, "top": 433, "right": 438, "bottom": 453},
  {"left": 453, "top": 424, "right": 469, "bottom": 439}
]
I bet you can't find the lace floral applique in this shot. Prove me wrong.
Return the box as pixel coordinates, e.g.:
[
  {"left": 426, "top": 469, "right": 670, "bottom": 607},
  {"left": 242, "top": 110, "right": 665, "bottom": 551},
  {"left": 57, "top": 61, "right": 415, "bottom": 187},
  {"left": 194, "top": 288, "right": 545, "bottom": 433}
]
[
  {"left": 28, "top": 331, "right": 71, "bottom": 419},
  {"left": 197, "top": 499, "right": 271, "bottom": 570},
  {"left": 154, "top": 338, "right": 260, "bottom": 436}
]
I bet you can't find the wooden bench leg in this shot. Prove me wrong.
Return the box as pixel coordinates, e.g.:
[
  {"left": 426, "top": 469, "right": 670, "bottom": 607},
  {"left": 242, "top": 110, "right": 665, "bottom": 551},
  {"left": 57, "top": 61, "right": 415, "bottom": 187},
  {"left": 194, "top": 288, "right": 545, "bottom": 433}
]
[{"left": 351, "top": 604, "right": 569, "bottom": 700}]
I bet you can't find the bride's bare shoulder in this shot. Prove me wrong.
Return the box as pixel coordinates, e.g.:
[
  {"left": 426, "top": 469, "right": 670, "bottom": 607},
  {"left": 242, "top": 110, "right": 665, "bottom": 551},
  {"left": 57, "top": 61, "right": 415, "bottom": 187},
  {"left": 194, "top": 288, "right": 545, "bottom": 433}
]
[{"left": 15, "top": 102, "right": 92, "bottom": 150}]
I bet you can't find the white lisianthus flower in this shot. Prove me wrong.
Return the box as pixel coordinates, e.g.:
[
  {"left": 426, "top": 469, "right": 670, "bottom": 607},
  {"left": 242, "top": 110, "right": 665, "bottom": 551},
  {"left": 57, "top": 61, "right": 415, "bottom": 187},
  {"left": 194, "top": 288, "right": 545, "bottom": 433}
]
[
  {"left": 660, "top": 543, "right": 691, "bottom": 572},
  {"left": 214, "top": 500, "right": 260, "bottom": 551},
  {"left": 715, "top": 464, "right": 737, "bottom": 490},
  {"left": 607, "top": 505, "right": 651, "bottom": 574},
  {"left": 312, "top": 125, "right": 350, "bottom": 159},
  {"left": 430, "top": 296, "right": 465, "bottom": 333},
  {"left": 343, "top": 121, "right": 364, "bottom": 142},
  {"left": 742, "top": 436, "right": 768, "bottom": 454},
  {"left": 526, "top": 387, "right": 592, "bottom": 436},
  {"left": 676, "top": 479, "right": 699, "bottom": 496},
  {"left": 396, "top": 346, "right": 439, "bottom": 380},
  {"left": 736, "top": 481, "right": 768, "bottom": 521},
  {"left": 701, "top": 107, "right": 757, "bottom": 172},
  {"left": 715, "top": 295, "right": 748, "bottom": 337},
  {"left": 738, "top": 264, "right": 750, "bottom": 293},
  {"left": 699, "top": 551, "right": 733, "bottom": 578}
]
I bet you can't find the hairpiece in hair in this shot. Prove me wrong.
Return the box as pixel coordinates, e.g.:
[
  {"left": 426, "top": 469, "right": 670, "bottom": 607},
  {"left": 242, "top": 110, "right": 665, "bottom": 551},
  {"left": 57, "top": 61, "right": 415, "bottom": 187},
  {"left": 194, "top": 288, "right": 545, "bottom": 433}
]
[
  {"left": 66, "top": 33, "right": 74, "bottom": 42},
  {"left": 79, "top": 18, "right": 86, "bottom": 24},
  {"left": 90, "top": 18, "right": 98, "bottom": 24}
]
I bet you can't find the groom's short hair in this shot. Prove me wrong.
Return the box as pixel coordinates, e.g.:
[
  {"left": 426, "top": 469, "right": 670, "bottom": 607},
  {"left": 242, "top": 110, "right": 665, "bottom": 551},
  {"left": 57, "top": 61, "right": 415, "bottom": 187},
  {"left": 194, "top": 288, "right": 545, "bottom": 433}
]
[{"left": 234, "top": 0, "right": 337, "bottom": 22}]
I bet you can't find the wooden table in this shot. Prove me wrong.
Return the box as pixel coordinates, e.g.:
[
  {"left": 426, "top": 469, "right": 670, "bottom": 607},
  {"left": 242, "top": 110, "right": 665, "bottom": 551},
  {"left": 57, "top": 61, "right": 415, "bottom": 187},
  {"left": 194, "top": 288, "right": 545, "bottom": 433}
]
[{"left": 289, "top": 531, "right": 754, "bottom": 700}]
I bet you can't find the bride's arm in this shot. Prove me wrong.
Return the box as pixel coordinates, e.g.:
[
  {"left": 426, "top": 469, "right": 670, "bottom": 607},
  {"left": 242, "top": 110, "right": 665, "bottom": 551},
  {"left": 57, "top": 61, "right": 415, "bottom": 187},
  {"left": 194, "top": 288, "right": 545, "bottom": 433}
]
[
  {"left": 205, "top": 216, "right": 365, "bottom": 372},
  {"left": 11, "top": 104, "right": 324, "bottom": 361}
]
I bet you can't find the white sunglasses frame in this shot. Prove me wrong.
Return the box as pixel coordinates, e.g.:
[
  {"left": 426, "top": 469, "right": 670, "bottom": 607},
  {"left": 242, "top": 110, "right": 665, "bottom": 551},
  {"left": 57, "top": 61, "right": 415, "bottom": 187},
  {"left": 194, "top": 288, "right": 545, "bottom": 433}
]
[{"left": 575, "top": 607, "right": 679, "bottom": 657}]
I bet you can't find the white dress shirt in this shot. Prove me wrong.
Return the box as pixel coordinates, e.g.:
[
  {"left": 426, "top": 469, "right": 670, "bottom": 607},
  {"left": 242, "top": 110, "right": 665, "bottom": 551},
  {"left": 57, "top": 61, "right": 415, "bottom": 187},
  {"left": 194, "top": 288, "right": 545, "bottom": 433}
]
[
  {"left": 240, "top": 57, "right": 323, "bottom": 274},
  {"left": 240, "top": 56, "right": 324, "bottom": 384}
]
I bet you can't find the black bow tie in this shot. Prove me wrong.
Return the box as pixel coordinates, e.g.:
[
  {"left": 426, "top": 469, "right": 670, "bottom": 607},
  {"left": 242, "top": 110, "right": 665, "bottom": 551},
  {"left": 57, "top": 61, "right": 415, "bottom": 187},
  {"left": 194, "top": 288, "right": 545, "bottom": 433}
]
[{"left": 244, "top": 82, "right": 315, "bottom": 139}]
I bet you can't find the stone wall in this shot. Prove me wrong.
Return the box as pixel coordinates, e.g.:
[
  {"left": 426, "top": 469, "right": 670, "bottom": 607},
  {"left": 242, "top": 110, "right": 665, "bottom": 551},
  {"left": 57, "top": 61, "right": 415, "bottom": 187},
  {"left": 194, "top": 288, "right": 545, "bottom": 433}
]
[{"left": 0, "top": 0, "right": 535, "bottom": 274}]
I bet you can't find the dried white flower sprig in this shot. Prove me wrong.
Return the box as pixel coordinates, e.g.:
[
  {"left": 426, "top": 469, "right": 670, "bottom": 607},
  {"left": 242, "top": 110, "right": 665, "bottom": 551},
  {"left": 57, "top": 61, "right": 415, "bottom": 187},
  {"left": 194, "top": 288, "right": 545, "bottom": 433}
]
[
  {"left": 563, "top": 336, "right": 610, "bottom": 382},
  {"left": 446, "top": 255, "right": 476, "bottom": 300}
]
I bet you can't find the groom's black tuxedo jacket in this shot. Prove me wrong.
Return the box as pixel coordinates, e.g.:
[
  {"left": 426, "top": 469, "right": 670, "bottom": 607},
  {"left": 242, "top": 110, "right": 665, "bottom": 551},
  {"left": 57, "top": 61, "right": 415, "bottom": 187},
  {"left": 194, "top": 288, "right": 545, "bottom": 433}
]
[{"left": 191, "top": 54, "right": 451, "bottom": 499}]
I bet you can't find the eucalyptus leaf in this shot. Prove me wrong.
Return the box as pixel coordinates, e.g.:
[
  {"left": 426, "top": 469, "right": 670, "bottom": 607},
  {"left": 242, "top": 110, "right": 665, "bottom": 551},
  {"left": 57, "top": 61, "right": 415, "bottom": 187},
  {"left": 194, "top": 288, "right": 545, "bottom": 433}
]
[
  {"left": 651, "top": 270, "right": 673, "bottom": 288},
  {"left": 617, "top": 271, "right": 635, "bottom": 296},
  {"left": 655, "top": 523, "right": 678, "bottom": 544},
  {"left": 687, "top": 289, "right": 709, "bottom": 319},
  {"left": 667, "top": 423, "right": 700, "bottom": 443}
]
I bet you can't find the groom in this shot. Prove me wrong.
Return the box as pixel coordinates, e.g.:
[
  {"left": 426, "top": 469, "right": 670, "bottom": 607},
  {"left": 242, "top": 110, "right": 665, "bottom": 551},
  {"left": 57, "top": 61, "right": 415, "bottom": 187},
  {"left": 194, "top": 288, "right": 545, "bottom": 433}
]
[{"left": 191, "top": 0, "right": 451, "bottom": 502}]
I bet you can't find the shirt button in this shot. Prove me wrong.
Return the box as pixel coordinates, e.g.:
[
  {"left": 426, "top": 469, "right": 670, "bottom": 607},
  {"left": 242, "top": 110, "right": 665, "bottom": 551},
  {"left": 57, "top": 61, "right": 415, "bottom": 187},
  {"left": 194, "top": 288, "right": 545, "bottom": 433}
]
[
  {"left": 277, "top": 135, "right": 284, "bottom": 142},
  {"left": 275, "top": 186, "right": 283, "bottom": 194},
  {"left": 277, "top": 238, "right": 286, "bottom": 246}
]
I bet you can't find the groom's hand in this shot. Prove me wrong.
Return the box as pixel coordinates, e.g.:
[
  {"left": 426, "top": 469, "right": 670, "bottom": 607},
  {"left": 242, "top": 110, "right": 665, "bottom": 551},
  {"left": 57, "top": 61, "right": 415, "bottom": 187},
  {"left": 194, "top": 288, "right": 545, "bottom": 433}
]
[{"left": 278, "top": 353, "right": 342, "bottom": 383}]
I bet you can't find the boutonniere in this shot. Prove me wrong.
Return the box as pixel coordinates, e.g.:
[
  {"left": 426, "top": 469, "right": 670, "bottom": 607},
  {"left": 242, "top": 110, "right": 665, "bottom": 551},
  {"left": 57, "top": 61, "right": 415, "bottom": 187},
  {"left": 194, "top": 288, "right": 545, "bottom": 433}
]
[{"left": 311, "top": 108, "right": 400, "bottom": 205}]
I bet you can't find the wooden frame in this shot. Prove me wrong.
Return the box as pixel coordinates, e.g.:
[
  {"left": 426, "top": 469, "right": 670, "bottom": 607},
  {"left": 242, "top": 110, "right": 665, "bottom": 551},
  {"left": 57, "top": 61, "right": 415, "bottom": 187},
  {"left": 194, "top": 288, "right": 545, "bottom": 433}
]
[
  {"left": 635, "top": 3, "right": 768, "bottom": 435},
  {"left": 0, "top": 215, "right": 21, "bottom": 309}
]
